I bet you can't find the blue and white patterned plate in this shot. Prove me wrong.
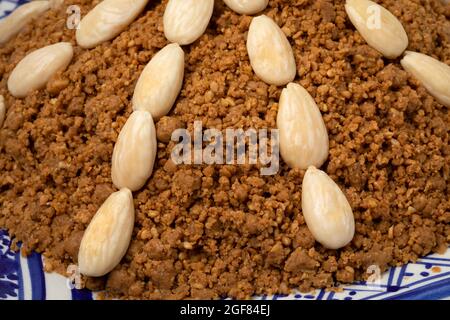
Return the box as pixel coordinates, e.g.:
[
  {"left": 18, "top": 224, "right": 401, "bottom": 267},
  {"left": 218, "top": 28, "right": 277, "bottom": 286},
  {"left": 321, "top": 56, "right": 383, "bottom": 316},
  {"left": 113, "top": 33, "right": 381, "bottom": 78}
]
[
  {"left": 1, "top": 0, "right": 449, "bottom": 301},
  {"left": 0, "top": 229, "right": 93, "bottom": 300},
  {"left": 0, "top": 0, "right": 28, "bottom": 19}
]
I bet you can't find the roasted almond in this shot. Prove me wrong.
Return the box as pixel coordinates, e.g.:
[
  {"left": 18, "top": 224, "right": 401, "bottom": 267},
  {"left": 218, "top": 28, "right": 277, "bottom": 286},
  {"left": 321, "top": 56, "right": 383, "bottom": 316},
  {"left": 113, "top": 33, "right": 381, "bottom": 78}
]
[
  {"left": 401, "top": 51, "right": 450, "bottom": 107},
  {"left": 345, "top": 0, "right": 408, "bottom": 59},
  {"left": 224, "top": 0, "right": 269, "bottom": 15},
  {"left": 0, "top": 95, "right": 5, "bottom": 128},
  {"left": 112, "top": 110, "right": 157, "bottom": 191},
  {"left": 7, "top": 42, "right": 73, "bottom": 98},
  {"left": 132, "top": 43, "right": 185, "bottom": 120},
  {"left": 247, "top": 15, "right": 296, "bottom": 86},
  {"left": 76, "top": 0, "right": 149, "bottom": 49},
  {"left": 0, "top": 1, "right": 50, "bottom": 45},
  {"left": 163, "top": 0, "right": 214, "bottom": 45},
  {"left": 277, "top": 83, "right": 329, "bottom": 169},
  {"left": 78, "top": 188, "right": 135, "bottom": 277},
  {"left": 302, "top": 166, "right": 355, "bottom": 250}
]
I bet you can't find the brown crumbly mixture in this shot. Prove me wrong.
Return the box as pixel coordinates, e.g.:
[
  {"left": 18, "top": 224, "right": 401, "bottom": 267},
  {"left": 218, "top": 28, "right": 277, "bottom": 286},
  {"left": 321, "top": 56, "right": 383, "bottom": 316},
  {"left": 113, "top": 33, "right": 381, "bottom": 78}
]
[{"left": 0, "top": 0, "right": 449, "bottom": 299}]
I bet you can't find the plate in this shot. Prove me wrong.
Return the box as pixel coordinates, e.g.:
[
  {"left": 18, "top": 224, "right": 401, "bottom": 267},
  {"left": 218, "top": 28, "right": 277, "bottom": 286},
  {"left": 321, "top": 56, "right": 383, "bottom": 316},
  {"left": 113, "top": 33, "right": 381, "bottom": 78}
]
[
  {"left": 0, "top": 0, "right": 26, "bottom": 19},
  {"left": 1, "top": 0, "right": 449, "bottom": 301},
  {"left": 1, "top": 228, "right": 450, "bottom": 300}
]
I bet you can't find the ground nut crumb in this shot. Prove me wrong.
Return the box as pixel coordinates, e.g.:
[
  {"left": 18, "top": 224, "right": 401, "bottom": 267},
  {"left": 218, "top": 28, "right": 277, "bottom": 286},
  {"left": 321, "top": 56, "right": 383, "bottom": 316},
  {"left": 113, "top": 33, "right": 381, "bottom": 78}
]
[
  {"left": 0, "top": 0, "right": 449, "bottom": 300},
  {"left": 156, "top": 116, "right": 184, "bottom": 143}
]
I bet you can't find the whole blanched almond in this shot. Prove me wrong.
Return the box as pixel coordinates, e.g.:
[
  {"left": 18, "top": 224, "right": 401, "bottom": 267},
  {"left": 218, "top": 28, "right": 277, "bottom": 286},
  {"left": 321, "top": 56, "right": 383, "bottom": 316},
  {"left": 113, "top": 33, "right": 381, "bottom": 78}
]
[
  {"left": 76, "top": 0, "right": 149, "bottom": 49},
  {"left": 78, "top": 188, "right": 135, "bottom": 277},
  {"left": 277, "top": 83, "right": 329, "bottom": 169},
  {"left": 247, "top": 15, "right": 296, "bottom": 86},
  {"left": 112, "top": 110, "right": 157, "bottom": 191},
  {"left": 345, "top": 0, "right": 408, "bottom": 59},
  {"left": 0, "top": 95, "right": 5, "bottom": 128},
  {"left": 7, "top": 42, "right": 73, "bottom": 98},
  {"left": 401, "top": 51, "right": 450, "bottom": 107},
  {"left": 302, "top": 166, "right": 355, "bottom": 250},
  {"left": 132, "top": 43, "right": 184, "bottom": 120},
  {"left": 0, "top": 1, "right": 50, "bottom": 45},
  {"left": 224, "top": 0, "right": 269, "bottom": 15},
  {"left": 163, "top": 0, "right": 214, "bottom": 45}
]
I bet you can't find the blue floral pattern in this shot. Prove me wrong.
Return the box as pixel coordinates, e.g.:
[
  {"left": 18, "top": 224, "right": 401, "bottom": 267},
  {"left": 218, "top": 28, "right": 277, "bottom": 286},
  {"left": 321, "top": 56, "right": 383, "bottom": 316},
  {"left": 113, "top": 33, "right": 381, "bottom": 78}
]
[
  {"left": 0, "top": 0, "right": 29, "bottom": 19},
  {"left": 0, "top": 230, "right": 19, "bottom": 299}
]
